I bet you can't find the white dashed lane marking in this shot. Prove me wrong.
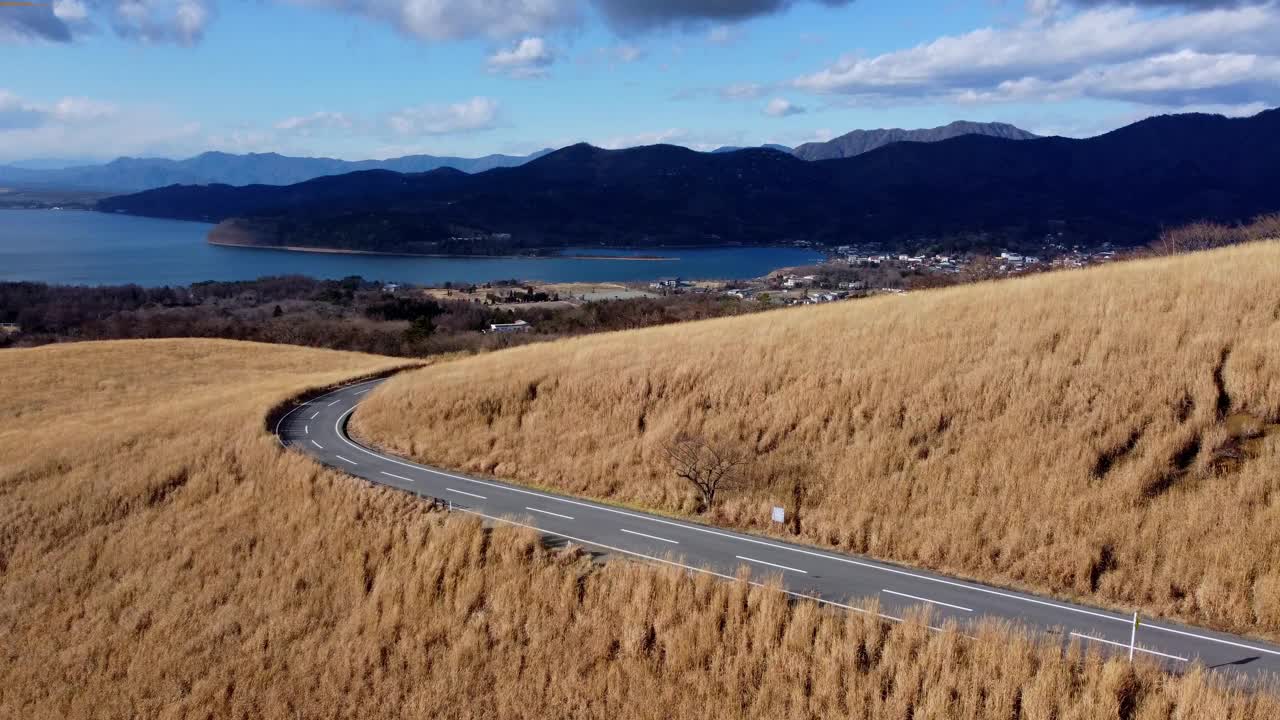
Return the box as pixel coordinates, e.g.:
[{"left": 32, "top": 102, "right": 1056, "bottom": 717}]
[
  {"left": 620, "top": 528, "right": 679, "bottom": 544},
  {"left": 736, "top": 555, "right": 807, "bottom": 574},
  {"left": 526, "top": 507, "right": 574, "bottom": 521},
  {"left": 447, "top": 488, "right": 486, "bottom": 500},
  {"left": 882, "top": 588, "right": 972, "bottom": 612}
]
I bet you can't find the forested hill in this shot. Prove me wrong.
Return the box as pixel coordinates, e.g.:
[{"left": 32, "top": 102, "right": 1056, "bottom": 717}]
[{"left": 99, "top": 108, "right": 1280, "bottom": 254}]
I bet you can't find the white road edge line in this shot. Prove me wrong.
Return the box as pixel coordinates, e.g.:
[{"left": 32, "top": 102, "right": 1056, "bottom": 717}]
[
  {"left": 620, "top": 528, "right": 679, "bottom": 544},
  {"left": 381, "top": 471, "right": 415, "bottom": 483},
  {"left": 736, "top": 555, "right": 807, "bottom": 574},
  {"left": 311, "top": 440, "right": 323, "bottom": 449},
  {"left": 455, "top": 507, "right": 907, "bottom": 625},
  {"left": 328, "top": 405, "right": 1280, "bottom": 659},
  {"left": 335, "top": 455, "right": 358, "bottom": 465},
  {"left": 526, "top": 506, "right": 574, "bottom": 521},
  {"left": 882, "top": 588, "right": 972, "bottom": 612},
  {"left": 1070, "top": 632, "right": 1188, "bottom": 662},
  {"left": 273, "top": 377, "right": 382, "bottom": 447},
  {"left": 447, "top": 487, "right": 486, "bottom": 500}
]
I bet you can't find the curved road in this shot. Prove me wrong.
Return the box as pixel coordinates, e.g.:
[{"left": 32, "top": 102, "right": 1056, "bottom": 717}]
[{"left": 278, "top": 377, "right": 1280, "bottom": 680}]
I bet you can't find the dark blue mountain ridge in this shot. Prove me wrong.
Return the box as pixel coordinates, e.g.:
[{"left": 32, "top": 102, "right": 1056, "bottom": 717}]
[{"left": 98, "top": 108, "right": 1280, "bottom": 254}]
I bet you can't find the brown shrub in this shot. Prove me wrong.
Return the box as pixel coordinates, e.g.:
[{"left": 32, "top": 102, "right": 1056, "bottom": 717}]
[
  {"left": 3, "top": 338, "right": 1280, "bottom": 718},
  {"left": 355, "top": 241, "right": 1280, "bottom": 638},
  {"left": 1154, "top": 213, "right": 1280, "bottom": 256}
]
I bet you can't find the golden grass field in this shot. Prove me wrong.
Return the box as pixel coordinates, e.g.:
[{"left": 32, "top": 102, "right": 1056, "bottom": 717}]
[
  {"left": 355, "top": 241, "right": 1280, "bottom": 640},
  {"left": 5, "top": 339, "right": 1280, "bottom": 718}
]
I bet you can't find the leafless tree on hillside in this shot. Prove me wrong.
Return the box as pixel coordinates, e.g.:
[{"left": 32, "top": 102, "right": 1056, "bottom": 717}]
[
  {"left": 661, "top": 433, "right": 744, "bottom": 513},
  {"left": 1153, "top": 221, "right": 1244, "bottom": 256}
]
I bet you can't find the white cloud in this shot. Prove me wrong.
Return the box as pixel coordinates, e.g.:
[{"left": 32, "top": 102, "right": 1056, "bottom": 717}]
[
  {"left": 0, "top": 90, "right": 203, "bottom": 162},
  {"left": 274, "top": 111, "right": 355, "bottom": 132},
  {"left": 387, "top": 97, "right": 501, "bottom": 136},
  {"left": 595, "top": 128, "right": 688, "bottom": 148},
  {"left": 705, "top": 24, "right": 740, "bottom": 45},
  {"left": 592, "top": 0, "right": 854, "bottom": 32},
  {"left": 286, "top": 0, "right": 579, "bottom": 41},
  {"left": 486, "top": 36, "right": 555, "bottom": 78},
  {"left": 793, "top": 4, "right": 1280, "bottom": 108},
  {"left": 0, "top": 89, "right": 511, "bottom": 162},
  {"left": 763, "top": 97, "right": 805, "bottom": 117},
  {"left": 6, "top": 0, "right": 851, "bottom": 46},
  {"left": 111, "top": 0, "right": 213, "bottom": 45},
  {"left": 611, "top": 43, "right": 644, "bottom": 62},
  {"left": 0, "top": 91, "right": 47, "bottom": 131},
  {"left": 591, "top": 127, "right": 748, "bottom": 151},
  {"left": 578, "top": 43, "right": 646, "bottom": 66},
  {"left": 53, "top": 0, "right": 90, "bottom": 23},
  {"left": 720, "top": 82, "right": 764, "bottom": 99},
  {"left": 0, "top": 90, "right": 118, "bottom": 131},
  {"left": 270, "top": 0, "right": 854, "bottom": 45},
  {"left": 0, "top": 0, "right": 212, "bottom": 44}
]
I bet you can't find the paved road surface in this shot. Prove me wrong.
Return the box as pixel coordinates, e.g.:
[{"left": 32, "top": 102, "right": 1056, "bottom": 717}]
[{"left": 277, "top": 378, "right": 1280, "bottom": 680}]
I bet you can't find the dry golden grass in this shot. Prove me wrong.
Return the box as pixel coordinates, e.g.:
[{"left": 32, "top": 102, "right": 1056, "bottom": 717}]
[
  {"left": 4, "top": 338, "right": 1280, "bottom": 718},
  {"left": 355, "top": 241, "right": 1280, "bottom": 639}
]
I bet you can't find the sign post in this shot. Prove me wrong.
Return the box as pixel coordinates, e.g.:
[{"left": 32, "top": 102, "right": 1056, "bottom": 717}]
[{"left": 1129, "top": 611, "right": 1139, "bottom": 661}]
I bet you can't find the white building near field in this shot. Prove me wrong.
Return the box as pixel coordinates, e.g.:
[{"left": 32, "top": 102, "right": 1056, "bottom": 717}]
[{"left": 486, "top": 319, "right": 532, "bottom": 334}]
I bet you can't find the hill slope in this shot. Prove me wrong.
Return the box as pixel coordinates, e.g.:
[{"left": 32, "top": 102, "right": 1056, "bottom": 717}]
[
  {"left": 100, "top": 108, "right": 1280, "bottom": 252},
  {"left": 9, "top": 341, "right": 1275, "bottom": 717},
  {"left": 354, "top": 242, "right": 1280, "bottom": 638},
  {"left": 793, "top": 120, "right": 1037, "bottom": 160}
]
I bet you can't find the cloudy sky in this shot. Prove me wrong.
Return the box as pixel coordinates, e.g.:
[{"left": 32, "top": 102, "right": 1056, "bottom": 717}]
[{"left": 1, "top": 0, "right": 1277, "bottom": 163}]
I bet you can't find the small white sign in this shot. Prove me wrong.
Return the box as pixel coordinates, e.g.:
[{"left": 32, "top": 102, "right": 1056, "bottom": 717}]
[{"left": 771, "top": 506, "right": 786, "bottom": 523}]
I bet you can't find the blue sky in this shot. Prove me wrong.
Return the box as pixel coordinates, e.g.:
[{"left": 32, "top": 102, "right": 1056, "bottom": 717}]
[{"left": 1, "top": 0, "right": 1277, "bottom": 162}]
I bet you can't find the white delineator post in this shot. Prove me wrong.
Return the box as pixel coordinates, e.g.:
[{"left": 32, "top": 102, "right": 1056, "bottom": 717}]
[{"left": 1130, "top": 611, "right": 1139, "bottom": 661}]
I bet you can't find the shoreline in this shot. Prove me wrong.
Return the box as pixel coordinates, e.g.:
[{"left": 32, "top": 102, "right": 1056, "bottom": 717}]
[{"left": 207, "top": 239, "right": 678, "bottom": 262}]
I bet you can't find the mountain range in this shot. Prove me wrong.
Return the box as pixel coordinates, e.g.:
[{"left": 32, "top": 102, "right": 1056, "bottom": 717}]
[
  {"left": 99, "top": 109, "right": 1280, "bottom": 255},
  {"left": 2, "top": 121, "right": 1035, "bottom": 193},
  {"left": 792, "top": 121, "right": 1039, "bottom": 161},
  {"left": 0, "top": 150, "right": 555, "bottom": 193}
]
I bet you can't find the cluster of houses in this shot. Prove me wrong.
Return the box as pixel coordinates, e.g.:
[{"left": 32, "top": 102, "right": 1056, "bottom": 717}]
[
  {"left": 843, "top": 253, "right": 964, "bottom": 273},
  {"left": 0, "top": 323, "right": 20, "bottom": 335},
  {"left": 997, "top": 251, "right": 1043, "bottom": 268},
  {"left": 723, "top": 281, "right": 854, "bottom": 306},
  {"left": 648, "top": 278, "right": 694, "bottom": 291}
]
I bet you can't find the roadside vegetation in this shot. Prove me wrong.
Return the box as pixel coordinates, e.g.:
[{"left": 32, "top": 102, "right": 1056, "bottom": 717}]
[
  {"left": 355, "top": 240, "right": 1280, "bottom": 639},
  {"left": 2, "top": 338, "right": 1278, "bottom": 717}
]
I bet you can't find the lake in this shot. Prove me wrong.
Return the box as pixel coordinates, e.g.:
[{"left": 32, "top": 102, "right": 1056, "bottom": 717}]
[{"left": 0, "top": 210, "right": 824, "bottom": 286}]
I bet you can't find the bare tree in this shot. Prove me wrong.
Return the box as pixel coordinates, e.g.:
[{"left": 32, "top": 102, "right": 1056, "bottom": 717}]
[
  {"left": 1152, "top": 221, "right": 1243, "bottom": 256},
  {"left": 661, "top": 433, "right": 744, "bottom": 513}
]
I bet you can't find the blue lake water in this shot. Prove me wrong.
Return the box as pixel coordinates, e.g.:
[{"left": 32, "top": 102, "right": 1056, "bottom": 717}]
[{"left": 0, "top": 209, "right": 824, "bottom": 286}]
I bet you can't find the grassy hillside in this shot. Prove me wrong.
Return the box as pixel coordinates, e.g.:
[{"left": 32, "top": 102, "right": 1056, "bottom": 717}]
[
  {"left": 2, "top": 338, "right": 1277, "bottom": 718},
  {"left": 355, "top": 242, "right": 1280, "bottom": 638}
]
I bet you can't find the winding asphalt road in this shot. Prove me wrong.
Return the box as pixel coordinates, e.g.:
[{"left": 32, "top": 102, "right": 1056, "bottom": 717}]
[{"left": 278, "top": 377, "right": 1280, "bottom": 680}]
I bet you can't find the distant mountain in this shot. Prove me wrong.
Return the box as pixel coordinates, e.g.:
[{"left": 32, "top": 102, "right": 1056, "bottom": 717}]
[
  {"left": 3, "top": 123, "right": 1035, "bottom": 193},
  {"left": 100, "top": 109, "right": 1280, "bottom": 255},
  {"left": 793, "top": 121, "right": 1038, "bottom": 161},
  {"left": 2, "top": 158, "right": 97, "bottom": 170},
  {"left": 710, "top": 144, "right": 793, "bottom": 154},
  {"left": 0, "top": 149, "right": 554, "bottom": 193}
]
